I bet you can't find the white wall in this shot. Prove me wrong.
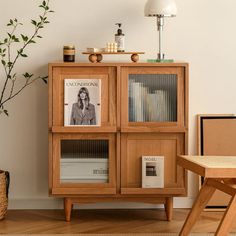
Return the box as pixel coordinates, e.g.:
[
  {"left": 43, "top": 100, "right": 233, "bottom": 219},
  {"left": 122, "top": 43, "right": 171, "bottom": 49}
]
[{"left": 0, "top": 0, "right": 236, "bottom": 209}]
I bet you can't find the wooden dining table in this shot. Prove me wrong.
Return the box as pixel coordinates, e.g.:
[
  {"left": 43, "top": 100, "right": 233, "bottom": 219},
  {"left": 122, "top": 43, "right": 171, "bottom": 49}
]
[{"left": 177, "top": 155, "right": 236, "bottom": 236}]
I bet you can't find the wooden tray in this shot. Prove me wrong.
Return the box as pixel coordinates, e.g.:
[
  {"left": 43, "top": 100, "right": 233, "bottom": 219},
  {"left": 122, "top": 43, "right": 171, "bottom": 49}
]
[{"left": 82, "top": 52, "right": 145, "bottom": 63}]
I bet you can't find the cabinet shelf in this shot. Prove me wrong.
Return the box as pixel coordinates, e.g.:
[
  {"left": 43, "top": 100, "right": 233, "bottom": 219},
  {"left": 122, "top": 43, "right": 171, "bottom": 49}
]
[
  {"left": 121, "top": 126, "right": 187, "bottom": 133},
  {"left": 51, "top": 126, "right": 117, "bottom": 133}
]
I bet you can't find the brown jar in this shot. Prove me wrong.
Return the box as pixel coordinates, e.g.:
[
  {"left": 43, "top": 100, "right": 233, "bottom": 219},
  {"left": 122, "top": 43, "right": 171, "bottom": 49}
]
[{"left": 63, "top": 45, "right": 75, "bottom": 62}]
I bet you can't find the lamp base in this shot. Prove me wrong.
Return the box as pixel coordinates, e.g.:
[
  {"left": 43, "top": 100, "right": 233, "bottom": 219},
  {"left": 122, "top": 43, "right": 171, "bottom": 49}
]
[{"left": 147, "top": 59, "right": 174, "bottom": 63}]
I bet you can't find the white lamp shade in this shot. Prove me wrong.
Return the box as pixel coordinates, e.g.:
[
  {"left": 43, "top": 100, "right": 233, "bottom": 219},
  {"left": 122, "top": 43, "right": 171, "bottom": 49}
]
[{"left": 144, "top": 0, "right": 177, "bottom": 17}]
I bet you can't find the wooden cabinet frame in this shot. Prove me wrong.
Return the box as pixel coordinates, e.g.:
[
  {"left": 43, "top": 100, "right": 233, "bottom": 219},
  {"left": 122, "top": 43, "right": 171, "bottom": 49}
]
[{"left": 48, "top": 62, "right": 188, "bottom": 221}]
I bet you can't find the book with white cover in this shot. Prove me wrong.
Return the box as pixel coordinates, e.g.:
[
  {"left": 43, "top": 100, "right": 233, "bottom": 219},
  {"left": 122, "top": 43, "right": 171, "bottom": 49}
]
[{"left": 142, "top": 156, "right": 164, "bottom": 188}]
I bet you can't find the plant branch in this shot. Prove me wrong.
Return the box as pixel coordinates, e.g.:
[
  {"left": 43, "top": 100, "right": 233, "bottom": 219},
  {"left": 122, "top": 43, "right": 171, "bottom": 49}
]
[
  {"left": 0, "top": 23, "right": 19, "bottom": 105},
  {"left": 0, "top": 0, "right": 53, "bottom": 115},
  {"left": 1, "top": 76, "right": 47, "bottom": 108}
]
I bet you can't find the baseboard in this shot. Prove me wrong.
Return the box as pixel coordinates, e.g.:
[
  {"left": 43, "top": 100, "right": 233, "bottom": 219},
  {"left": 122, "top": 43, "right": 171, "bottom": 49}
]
[{"left": 8, "top": 197, "right": 194, "bottom": 210}]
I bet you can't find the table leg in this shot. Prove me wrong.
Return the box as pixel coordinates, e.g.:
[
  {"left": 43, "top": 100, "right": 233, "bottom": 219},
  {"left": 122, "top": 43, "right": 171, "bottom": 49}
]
[
  {"left": 215, "top": 194, "right": 236, "bottom": 236},
  {"left": 165, "top": 197, "right": 173, "bottom": 221},
  {"left": 64, "top": 198, "right": 73, "bottom": 222},
  {"left": 179, "top": 178, "right": 216, "bottom": 236}
]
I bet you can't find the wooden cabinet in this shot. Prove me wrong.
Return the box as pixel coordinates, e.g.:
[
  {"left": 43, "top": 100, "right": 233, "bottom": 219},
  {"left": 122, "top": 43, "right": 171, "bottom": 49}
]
[{"left": 48, "top": 62, "right": 188, "bottom": 221}]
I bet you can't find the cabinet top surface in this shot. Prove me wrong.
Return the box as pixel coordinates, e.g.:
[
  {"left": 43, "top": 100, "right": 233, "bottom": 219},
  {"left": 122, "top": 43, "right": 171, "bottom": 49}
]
[
  {"left": 178, "top": 155, "right": 236, "bottom": 177},
  {"left": 49, "top": 61, "right": 188, "bottom": 67}
]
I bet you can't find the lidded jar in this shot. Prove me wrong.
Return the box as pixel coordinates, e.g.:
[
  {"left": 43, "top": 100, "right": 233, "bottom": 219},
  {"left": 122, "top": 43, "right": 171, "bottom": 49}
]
[{"left": 63, "top": 45, "right": 75, "bottom": 62}]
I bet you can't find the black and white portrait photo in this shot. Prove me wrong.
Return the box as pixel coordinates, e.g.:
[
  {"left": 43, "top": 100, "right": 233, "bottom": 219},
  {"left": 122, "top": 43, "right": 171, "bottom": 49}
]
[{"left": 64, "top": 79, "right": 101, "bottom": 126}]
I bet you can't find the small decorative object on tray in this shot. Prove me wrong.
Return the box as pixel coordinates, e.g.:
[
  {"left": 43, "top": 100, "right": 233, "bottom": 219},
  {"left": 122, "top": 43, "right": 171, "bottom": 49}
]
[
  {"left": 86, "top": 48, "right": 105, "bottom": 53},
  {"left": 106, "top": 42, "right": 118, "bottom": 53}
]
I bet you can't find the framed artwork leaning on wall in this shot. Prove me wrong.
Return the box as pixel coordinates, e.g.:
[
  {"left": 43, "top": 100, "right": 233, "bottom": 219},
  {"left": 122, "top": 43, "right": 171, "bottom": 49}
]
[{"left": 197, "top": 114, "right": 236, "bottom": 209}]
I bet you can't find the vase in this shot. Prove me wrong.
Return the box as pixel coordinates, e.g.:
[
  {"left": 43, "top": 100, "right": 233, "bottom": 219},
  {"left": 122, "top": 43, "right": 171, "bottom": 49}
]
[{"left": 0, "top": 170, "right": 10, "bottom": 220}]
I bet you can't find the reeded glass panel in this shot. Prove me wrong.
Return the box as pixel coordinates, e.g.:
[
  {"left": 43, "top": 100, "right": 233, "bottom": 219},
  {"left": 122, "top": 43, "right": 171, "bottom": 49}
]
[
  {"left": 129, "top": 74, "right": 177, "bottom": 122},
  {"left": 60, "top": 140, "right": 109, "bottom": 183}
]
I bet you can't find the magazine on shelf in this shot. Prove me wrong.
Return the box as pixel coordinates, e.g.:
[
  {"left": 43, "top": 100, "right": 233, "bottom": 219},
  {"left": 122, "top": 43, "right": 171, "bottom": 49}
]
[
  {"left": 64, "top": 78, "right": 101, "bottom": 126},
  {"left": 142, "top": 156, "right": 164, "bottom": 188}
]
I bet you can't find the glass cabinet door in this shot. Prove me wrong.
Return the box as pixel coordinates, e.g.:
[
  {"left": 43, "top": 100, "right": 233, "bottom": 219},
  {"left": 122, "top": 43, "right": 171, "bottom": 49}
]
[
  {"left": 129, "top": 74, "right": 177, "bottom": 123},
  {"left": 52, "top": 134, "right": 116, "bottom": 195},
  {"left": 121, "top": 66, "right": 187, "bottom": 131},
  {"left": 60, "top": 140, "right": 109, "bottom": 184}
]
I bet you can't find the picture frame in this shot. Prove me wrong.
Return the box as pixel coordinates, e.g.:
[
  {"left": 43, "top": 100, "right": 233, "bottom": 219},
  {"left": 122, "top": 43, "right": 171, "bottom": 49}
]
[{"left": 197, "top": 114, "right": 236, "bottom": 209}]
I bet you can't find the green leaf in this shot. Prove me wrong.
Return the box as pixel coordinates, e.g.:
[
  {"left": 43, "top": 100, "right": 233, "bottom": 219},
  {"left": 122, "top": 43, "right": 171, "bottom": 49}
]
[
  {"left": 10, "top": 19, "right": 13, "bottom": 24},
  {"left": 21, "top": 54, "right": 28, "bottom": 57},
  {"left": 29, "top": 40, "right": 36, "bottom": 44},
  {"left": 4, "top": 110, "right": 9, "bottom": 116},
  {"left": 21, "top": 34, "right": 28, "bottom": 42},
  {"left": 1, "top": 60, "right": 6, "bottom": 66},
  {"left": 42, "top": 0, "right": 46, "bottom": 6},
  {"left": 41, "top": 77, "right": 48, "bottom": 84},
  {"left": 23, "top": 72, "right": 33, "bottom": 78},
  {"left": 23, "top": 72, "right": 30, "bottom": 78},
  {"left": 37, "top": 35, "right": 43, "bottom": 38},
  {"left": 7, "top": 62, "right": 13, "bottom": 67},
  {"left": 49, "top": 10, "right": 55, "bottom": 13},
  {"left": 31, "top": 20, "right": 37, "bottom": 26},
  {"left": 12, "top": 35, "right": 20, "bottom": 42},
  {"left": 4, "top": 38, "right": 8, "bottom": 43},
  {"left": 14, "top": 18, "right": 18, "bottom": 22}
]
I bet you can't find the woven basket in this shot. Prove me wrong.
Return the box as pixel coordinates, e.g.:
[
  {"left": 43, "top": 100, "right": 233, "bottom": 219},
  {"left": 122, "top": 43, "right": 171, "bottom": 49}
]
[{"left": 0, "top": 170, "right": 10, "bottom": 220}]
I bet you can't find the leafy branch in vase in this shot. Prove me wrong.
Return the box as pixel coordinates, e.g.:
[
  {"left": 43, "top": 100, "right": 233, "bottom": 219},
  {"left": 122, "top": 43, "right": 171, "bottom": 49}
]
[{"left": 0, "top": 0, "right": 54, "bottom": 116}]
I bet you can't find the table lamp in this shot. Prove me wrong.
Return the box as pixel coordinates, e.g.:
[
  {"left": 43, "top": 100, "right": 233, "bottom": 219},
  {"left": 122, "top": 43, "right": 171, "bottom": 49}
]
[{"left": 144, "top": 0, "right": 177, "bottom": 62}]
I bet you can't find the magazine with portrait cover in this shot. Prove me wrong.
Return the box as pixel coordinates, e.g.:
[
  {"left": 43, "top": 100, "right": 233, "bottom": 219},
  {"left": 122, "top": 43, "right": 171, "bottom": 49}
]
[{"left": 64, "top": 79, "right": 101, "bottom": 126}]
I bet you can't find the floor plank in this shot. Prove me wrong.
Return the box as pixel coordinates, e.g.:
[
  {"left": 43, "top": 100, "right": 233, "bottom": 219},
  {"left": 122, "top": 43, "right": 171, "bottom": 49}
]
[{"left": 0, "top": 209, "right": 236, "bottom": 234}]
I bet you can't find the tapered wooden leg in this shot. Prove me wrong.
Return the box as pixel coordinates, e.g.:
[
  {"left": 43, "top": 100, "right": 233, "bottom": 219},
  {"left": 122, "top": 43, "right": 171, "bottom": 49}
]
[
  {"left": 64, "top": 198, "right": 73, "bottom": 222},
  {"left": 215, "top": 194, "right": 236, "bottom": 236},
  {"left": 179, "top": 178, "right": 216, "bottom": 236},
  {"left": 165, "top": 197, "right": 173, "bottom": 221}
]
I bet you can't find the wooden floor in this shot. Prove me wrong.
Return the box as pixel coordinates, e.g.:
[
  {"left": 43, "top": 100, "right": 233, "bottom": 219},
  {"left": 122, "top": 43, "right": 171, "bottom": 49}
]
[{"left": 0, "top": 209, "right": 236, "bottom": 234}]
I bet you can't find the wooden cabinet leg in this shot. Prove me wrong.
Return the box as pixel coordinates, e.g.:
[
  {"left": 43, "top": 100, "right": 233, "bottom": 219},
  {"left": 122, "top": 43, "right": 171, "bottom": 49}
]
[
  {"left": 165, "top": 197, "right": 173, "bottom": 221},
  {"left": 64, "top": 198, "right": 73, "bottom": 222},
  {"left": 215, "top": 194, "right": 236, "bottom": 236},
  {"left": 179, "top": 178, "right": 216, "bottom": 236}
]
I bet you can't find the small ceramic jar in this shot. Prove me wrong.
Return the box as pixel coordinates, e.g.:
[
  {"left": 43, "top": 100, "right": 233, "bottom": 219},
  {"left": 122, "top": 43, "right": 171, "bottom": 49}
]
[{"left": 63, "top": 45, "right": 75, "bottom": 62}]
